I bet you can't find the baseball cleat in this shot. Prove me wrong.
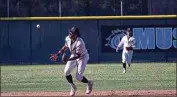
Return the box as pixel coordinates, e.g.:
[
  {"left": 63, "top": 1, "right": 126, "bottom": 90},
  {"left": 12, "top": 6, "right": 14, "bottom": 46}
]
[
  {"left": 128, "top": 64, "right": 130, "bottom": 67},
  {"left": 86, "top": 80, "right": 93, "bottom": 94},
  {"left": 122, "top": 68, "right": 126, "bottom": 74},
  {"left": 70, "top": 84, "right": 77, "bottom": 96}
]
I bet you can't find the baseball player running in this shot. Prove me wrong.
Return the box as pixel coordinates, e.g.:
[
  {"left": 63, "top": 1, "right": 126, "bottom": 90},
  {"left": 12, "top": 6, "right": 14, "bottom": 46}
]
[
  {"left": 116, "top": 28, "right": 136, "bottom": 74},
  {"left": 50, "top": 27, "right": 93, "bottom": 96}
]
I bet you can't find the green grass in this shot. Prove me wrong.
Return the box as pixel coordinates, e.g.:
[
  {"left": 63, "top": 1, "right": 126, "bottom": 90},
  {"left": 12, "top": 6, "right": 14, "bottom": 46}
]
[{"left": 1, "top": 63, "right": 176, "bottom": 92}]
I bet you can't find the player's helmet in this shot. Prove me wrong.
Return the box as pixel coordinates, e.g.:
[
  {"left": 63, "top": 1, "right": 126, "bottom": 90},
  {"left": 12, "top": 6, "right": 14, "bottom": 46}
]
[
  {"left": 69, "top": 27, "right": 81, "bottom": 37},
  {"left": 126, "top": 28, "right": 133, "bottom": 36}
]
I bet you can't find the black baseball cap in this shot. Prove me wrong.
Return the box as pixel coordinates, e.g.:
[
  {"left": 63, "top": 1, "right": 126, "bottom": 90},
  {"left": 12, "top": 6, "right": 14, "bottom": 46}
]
[
  {"left": 127, "top": 28, "right": 131, "bottom": 32},
  {"left": 69, "top": 27, "right": 80, "bottom": 36}
]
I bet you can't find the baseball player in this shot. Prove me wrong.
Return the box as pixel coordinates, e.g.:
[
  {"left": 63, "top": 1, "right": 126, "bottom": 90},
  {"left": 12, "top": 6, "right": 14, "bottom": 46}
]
[
  {"left": 50, "top": 27, "right": 93, "bottom": 96},
  {"left": 116, "top": 28, "right": 136, "bottom": 74}
]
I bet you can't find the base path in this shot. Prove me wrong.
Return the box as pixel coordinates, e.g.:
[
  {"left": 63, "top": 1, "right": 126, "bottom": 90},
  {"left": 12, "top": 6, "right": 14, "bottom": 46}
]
[{"left": 1, "top": 90, "right": 176, "bottom": 97}]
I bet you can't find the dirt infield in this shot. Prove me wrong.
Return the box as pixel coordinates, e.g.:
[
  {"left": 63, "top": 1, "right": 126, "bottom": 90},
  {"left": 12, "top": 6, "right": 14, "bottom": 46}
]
[{"left": 1, "top": 90, "right": 176, "bottom": 97}]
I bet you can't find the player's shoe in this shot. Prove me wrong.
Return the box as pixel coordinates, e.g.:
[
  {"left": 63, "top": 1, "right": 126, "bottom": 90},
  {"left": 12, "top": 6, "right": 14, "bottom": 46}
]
[
  {"left": 86, "top": 80, "right": 93, "bottom": 94},
  {"left": 70, "top": 84, "right": 77, "bottom": 96},
  {"left": 122, "top": 68, "right": 126, "bottom": 74},
  {"left": 128, "top": 64, "right": 131, "bottom": 67}
]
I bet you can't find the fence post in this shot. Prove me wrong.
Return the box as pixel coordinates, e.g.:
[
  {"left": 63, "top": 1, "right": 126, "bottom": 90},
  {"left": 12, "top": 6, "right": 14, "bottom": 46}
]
[
  {"left": 59, "top": 0, "right": 62, "bottom": 17},
  {"left": 7, "top": 0, "right": 10, "bottom": 17},
  {"left": 120, "top": 0, "right": 123, "bottom": 16},
  {"left": 29, "top": 1, "right": 32, "bottom": 65},
  {"left": 97, "top": 20, "right": 100, "bottom": 63}
]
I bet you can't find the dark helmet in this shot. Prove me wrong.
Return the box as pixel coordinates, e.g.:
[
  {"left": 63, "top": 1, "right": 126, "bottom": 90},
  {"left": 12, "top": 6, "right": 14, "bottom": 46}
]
[
  {"left": 126, "top": 28, "right": 133, "bottom": 36},
  {"left": 69, "top": 27, "right": 81, "bottom": 37},
  {"left": 126, "top": 28, "right": 132, "bottom": 32}
]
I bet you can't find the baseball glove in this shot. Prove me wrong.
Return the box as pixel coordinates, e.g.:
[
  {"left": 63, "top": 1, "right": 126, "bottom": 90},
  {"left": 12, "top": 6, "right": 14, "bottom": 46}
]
[
  {"left": 62, "top": 53, "right": 69, "bottom": 63},
  {"left": 50, "top": 54, "right": 58, "bottom": 61}
]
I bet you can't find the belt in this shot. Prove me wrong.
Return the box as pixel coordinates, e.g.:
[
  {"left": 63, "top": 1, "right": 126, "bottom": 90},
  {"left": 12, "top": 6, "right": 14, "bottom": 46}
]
[{"left": 125, "top": 47, "right": 133, "bottom": 51}]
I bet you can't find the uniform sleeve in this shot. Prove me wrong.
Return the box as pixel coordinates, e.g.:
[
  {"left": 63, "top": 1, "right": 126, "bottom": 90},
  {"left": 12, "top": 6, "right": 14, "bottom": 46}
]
[
  {"left": 131, "top": 38, "right": 136, "bottom": 48},
  {"left": 65, "top": 36, "right": 69, "bottom": 47},
  {"left": 65, "top": 41, "right": 68, "bottom": 47},
  {"left": 117, "top": 37, "right": 124, "bottom": 48},
  {"left": 75, "top": 41, "right": 82, "bottom": 54}
]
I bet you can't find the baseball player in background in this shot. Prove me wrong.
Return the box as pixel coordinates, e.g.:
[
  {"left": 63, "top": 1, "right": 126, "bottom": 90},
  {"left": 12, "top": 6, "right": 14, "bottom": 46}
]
[
  {"left": 116, "top": 28, "right": 136, "bottom": 74},
  {"left": 50, "top": 27, "right": 93, "bottom": 96}
]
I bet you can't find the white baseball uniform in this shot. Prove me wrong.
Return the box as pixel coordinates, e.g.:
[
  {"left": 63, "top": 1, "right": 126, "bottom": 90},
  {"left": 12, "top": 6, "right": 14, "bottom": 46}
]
[
  {"left": 64, "top": 36, "right": 89, "bottom": 81},
  {"left": 118, "top": 35, "right": 136, "bottom": 64}
]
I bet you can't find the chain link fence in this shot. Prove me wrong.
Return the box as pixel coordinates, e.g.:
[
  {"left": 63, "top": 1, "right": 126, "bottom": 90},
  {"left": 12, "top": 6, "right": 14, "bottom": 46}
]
[{"left": 1, "top": 0, "right": 176, "bottom": 17}]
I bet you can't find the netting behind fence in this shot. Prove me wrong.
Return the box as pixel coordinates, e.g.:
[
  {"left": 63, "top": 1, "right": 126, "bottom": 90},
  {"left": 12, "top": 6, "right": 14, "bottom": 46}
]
[{"left": 1, "top": 0, "right": 177, "bottom": 17}]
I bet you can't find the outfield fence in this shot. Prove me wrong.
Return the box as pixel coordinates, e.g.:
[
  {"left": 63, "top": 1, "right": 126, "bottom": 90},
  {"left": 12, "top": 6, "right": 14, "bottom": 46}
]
[{"left": 0, "top": 15, "right": 177, "bottom": 64}]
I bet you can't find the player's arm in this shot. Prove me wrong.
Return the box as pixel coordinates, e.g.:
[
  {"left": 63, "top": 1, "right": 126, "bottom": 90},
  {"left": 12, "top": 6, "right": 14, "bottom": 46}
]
[
  {"left": 67, "top": 41, "right": 82, "bottom": 61},
  {"left": 62, "top": 52, "right": 80, "bottom": 63},
  {"left": 50, "top": 39, "right": 68, "bottom": 61},
  {"left": 57, "top": 45, "right": 68, "bottom": 55},
  {"left": 116, "top": 37, "right": 124, "bottom": 52},
  {"left": 131, "top": 38, "right": 136, "bottom": 48},
  {"left": 67, "top": 53, "right": 81, "bottom": 61},
  {"left": 56, "top": 39, "right": 69, "bottom": 56},
  {"left": 50, "top": 45, "right": 68, "bottom": 62},
  {"left": 125, "top": 38, "right": 136, "bottom": 51}
]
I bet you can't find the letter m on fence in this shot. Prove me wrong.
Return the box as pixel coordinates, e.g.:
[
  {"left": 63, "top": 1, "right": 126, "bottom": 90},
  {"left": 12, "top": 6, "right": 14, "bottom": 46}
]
[{"left": 133, "top": 28, "right": 155, "bottom": 50}]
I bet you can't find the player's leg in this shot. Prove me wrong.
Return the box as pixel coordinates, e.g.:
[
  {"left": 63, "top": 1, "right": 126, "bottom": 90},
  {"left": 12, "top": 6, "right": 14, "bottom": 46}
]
[
  {"left": 76, "top": 61, "right": 88, "bottom": 83},
  {"left": 76, "top": 54, "right": 93, "bottom": 94},
  {"left": 64, "top": 60, "right": 77, "bottom": 96},
  {"left": 64, "top": 60, "right": 77, "bottom": 84},
  {"left": 122, "top": 51, "right": 127, "bottom": 73},
  {"left": 127, "top": 51, "right": 133, "bottom": 67}
]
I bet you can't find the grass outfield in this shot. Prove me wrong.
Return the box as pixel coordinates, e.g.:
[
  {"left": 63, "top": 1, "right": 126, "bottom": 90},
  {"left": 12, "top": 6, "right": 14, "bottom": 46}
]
[{"left": 1, "top": 63, "right": 176, "bottom": 92}]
